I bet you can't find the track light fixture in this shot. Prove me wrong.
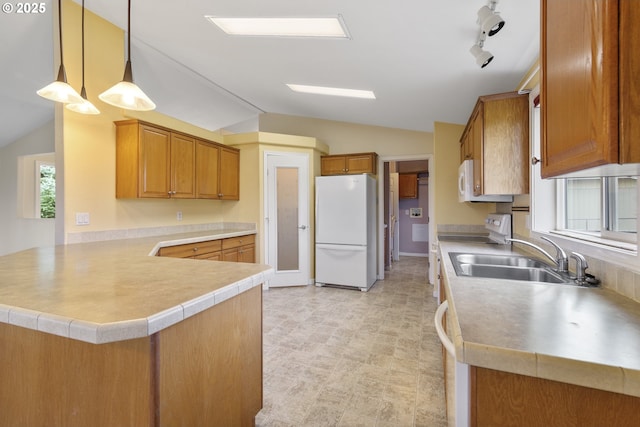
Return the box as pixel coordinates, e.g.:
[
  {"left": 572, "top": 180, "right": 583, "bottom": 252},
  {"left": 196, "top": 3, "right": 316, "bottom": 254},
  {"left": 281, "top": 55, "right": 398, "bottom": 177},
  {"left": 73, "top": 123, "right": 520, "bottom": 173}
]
[
  {"left": 470, "top": 33, "right": 493, "bottom": 68},
  {"left": 36, "top": 0, "right": 84, "bottom": 104},
  {"left": 99, "top": 0, "right": 155, "bottom": 111},
  {"left": 469, "top": 0, "right": 504, "bottom": 68},
  {"left": 477, "top": 1, "right": 505, "bottom": 37}
]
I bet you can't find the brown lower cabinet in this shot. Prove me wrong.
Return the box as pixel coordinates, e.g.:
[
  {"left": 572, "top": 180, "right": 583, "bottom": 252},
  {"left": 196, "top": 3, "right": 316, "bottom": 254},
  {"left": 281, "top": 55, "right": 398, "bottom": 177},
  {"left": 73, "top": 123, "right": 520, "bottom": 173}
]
[
  {"left": 0, "top": 286, "right": 262, "bottom": 427},
  {"left": 158, "top": 234, "right": 255, "bottom": 263},
  {"left": 472, "top": 366, "right": 640, "bottom": 427}
]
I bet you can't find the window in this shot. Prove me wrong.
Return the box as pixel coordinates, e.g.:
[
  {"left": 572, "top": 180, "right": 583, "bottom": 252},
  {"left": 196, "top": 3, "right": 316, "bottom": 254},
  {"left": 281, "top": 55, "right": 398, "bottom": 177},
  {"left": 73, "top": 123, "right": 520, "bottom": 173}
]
[
  {"left": 36, "top": 161, "right": 55, "bottom": 219},
  {"left": 558, "top": 177, "right": 637, "bottom": 243}
]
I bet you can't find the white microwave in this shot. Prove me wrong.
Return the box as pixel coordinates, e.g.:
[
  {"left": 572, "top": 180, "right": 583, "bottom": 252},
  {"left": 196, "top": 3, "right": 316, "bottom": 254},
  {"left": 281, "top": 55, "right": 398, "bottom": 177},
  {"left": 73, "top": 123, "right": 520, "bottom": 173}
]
[{"left": 458, "top": 159, "right": 513, "bottom": 203}]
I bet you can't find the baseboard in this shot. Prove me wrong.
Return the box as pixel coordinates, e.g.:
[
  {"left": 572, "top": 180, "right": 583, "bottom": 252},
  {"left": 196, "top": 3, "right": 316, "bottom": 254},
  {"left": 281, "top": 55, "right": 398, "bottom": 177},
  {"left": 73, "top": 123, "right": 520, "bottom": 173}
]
[{"left": 398, "top": 252, "right": 429, "bottom": 257}]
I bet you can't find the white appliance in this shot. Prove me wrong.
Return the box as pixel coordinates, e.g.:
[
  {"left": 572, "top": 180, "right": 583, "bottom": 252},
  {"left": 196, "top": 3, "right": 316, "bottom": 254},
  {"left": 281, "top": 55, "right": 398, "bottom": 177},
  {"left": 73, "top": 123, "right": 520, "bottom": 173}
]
[
  {"left": 315, "top": 174, "right": 377, "bottom": 291},
  {"left": 458, "top": 159, "right": 513, "bottom": 203}
]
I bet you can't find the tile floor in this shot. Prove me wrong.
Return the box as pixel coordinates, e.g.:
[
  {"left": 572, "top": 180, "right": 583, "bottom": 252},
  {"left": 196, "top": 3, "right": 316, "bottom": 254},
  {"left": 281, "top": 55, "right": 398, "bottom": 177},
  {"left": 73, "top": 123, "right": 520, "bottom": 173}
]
[{"left": 256, "top": 256, "right": 447, "bottom": 427}]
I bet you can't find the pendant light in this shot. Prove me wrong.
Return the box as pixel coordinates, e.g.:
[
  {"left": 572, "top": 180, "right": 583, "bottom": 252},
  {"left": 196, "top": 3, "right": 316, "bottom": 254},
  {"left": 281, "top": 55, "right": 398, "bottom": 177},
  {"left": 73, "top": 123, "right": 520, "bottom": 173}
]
[
  {"left": 99, "top": 0, "right": 155, "bottom": 111},
  {"left": 66, "top": 0, "right": 99, "bottom": 114},
  {"left": 36, "top": 0, "right": 84, "bottom": 104}
]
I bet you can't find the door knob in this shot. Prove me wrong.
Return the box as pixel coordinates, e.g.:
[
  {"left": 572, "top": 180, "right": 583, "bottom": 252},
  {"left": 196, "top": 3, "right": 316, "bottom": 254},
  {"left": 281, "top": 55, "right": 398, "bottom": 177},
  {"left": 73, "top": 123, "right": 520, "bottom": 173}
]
[{"left": 298, "top": 225, "right": 307, "bottom": 230}]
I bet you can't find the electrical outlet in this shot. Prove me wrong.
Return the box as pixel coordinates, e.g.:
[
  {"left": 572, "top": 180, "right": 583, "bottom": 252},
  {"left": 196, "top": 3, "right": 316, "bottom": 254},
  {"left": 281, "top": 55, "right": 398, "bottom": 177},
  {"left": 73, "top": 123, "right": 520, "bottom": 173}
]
[
  {"left": 75, "top": 212, "right": 90, "bottom": 226},
  {"left": 176, "top": 211, "right": 182, "bottom": 221}
]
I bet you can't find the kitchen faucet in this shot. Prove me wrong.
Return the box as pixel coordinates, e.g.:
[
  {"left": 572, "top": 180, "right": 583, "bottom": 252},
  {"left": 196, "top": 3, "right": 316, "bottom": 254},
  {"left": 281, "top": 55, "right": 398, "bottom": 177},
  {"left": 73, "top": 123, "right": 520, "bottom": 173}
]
[
  {"left": 540, "top": 236, "right": 569, "bottom": 273},
  {"left": 570, "top": 252, "right": 589, "bottom": 285},
  {"left": 505, "top": 237, "right": 568, "bottom": 273}
]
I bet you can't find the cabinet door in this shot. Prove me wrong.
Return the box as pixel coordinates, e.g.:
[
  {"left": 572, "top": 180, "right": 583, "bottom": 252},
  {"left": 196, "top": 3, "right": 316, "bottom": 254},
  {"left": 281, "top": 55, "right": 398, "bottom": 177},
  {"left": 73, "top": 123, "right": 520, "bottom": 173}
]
[
  {"left": 471, "top": 106, "right": 484, "bottom": 196},
  {"left": 139, "top": 125, "right": 171, "bottom": 198},
  {"left": 398, "top": 173, "right": 418, "bottom": 199},
  {"left": 321, "top": 156, "right": 346, "bottom": 175},
  {"left": 195, "top": 140, "right": 220, "bottom": 199},
  {"left": 483, "top": 95, "right": 529, "bottom": 195},
  {"left": 222, "top": 248, "right": 239, "bottom": 262},
  {"left": 541, "top": 0, "right": 619, "bottom": 178},
  {"left": 170, "top": 133, "right": 195, "bottom": 199},
  {"left": 345, "top": 153, "right": 376, "bottom": 174},
  {"left": 219, "top": 147, "right": 240, "bottom": 200},
  {"left": 619, "top": 1, "right": 640, "bottom": 163},
  {"left": 238, "top": 244, "right": 255, "bottom": 263}
]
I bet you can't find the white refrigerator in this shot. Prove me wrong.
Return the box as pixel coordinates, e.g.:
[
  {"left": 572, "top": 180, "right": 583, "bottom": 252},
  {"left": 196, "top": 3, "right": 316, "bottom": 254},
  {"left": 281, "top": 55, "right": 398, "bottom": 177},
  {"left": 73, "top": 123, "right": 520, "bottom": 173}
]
[{"left": 315, "top": 174, "right": 377, "bottom": 291}]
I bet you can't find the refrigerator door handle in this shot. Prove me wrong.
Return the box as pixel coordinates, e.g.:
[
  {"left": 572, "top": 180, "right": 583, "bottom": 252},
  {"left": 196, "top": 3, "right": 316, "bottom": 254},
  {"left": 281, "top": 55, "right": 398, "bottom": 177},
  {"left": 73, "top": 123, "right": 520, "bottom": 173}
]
[{"left": 316, "top": 244, "right": 366, "bottom": 251}]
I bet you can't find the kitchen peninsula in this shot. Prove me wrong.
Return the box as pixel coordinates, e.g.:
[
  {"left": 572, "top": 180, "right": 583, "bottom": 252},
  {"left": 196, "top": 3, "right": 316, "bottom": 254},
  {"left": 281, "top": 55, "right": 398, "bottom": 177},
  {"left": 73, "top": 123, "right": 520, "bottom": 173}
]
[{"left": 0, "top": 227, "right": 271, "bottom": 427}]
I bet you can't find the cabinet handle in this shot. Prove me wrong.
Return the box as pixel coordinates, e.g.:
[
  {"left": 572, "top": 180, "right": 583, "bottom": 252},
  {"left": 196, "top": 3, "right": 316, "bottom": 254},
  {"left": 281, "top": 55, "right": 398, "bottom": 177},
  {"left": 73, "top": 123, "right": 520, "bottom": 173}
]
[
  {"left": 218, "top": 193, "right": 223, "bottom": 198},
  {"left": 531, "top": 156, "right": 540, "bottom": 165},
  {"left": 193, "top": 247, "right": 198, "bottom": 252},
  {"left": 435, "top": 301, "right": 455, "bottom": 357}
]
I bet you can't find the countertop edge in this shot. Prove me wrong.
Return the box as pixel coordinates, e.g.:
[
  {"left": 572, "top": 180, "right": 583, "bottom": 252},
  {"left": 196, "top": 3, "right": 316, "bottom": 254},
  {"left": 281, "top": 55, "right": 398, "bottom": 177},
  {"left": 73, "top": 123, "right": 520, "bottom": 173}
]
[
  {"left": 7, "top": 268, "right": 274, "bottom": 344},
  {"left": 0, "top": 228, "right": 270, "bottom": 344}
]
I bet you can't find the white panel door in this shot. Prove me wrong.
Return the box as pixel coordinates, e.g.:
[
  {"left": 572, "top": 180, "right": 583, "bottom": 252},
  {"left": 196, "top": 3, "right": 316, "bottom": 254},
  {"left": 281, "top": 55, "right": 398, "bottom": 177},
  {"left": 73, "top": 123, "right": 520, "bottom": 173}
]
[{"left": 265, "top": 152, "right": 310, "bottom": 287}]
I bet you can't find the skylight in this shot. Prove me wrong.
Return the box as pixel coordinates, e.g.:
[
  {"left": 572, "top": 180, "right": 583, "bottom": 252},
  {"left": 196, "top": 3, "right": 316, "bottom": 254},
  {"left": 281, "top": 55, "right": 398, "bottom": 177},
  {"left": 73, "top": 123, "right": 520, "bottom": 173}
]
[
  {"left": 286, "top": 84, "right": 376, "bottom": 99},
  {"left": 204, "top": 16, "right": 350, "bottom": 38}
]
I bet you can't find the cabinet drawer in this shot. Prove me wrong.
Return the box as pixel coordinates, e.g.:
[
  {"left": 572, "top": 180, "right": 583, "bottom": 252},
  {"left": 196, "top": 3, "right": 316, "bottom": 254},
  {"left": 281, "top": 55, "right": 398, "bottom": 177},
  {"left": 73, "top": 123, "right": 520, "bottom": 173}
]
[
  {"left": 158, "top": 239, "right": 222, "bottom": 258},
  {"left": 222, "top": 235, "right": 255, "bottom": 250}
]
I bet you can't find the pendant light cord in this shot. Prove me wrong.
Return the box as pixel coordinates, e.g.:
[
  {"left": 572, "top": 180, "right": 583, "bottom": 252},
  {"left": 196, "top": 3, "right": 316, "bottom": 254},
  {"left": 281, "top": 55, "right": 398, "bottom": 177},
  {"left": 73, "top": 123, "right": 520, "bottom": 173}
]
[
  {"left": 127, "top": 0, "right": 131, "bottom": 62},
  {"left": 81, "top": 0, "right": 85, "bottom": 88},
  {"left": 57, "top": 0, "right": 64, "bottom": 66}
]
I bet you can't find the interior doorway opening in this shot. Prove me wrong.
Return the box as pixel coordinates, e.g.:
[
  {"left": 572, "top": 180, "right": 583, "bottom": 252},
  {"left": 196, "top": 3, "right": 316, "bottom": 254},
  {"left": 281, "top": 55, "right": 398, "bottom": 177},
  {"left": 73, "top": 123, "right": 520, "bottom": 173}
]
[{"left": 378, "top": 155, "right": 432, "bottom": 283}]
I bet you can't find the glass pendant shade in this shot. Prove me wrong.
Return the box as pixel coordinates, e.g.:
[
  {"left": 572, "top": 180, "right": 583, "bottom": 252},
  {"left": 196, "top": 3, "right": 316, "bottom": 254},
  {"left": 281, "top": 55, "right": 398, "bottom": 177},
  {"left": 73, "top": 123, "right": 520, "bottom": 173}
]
[
  {"left": 37, "top": 64, "right": 84, "bottom": 104},
  {"left": 98, "top": 61, "right": 156, "bottom": 111},
  {"left": 66, "top": 87, "right": 100, "bottom": 114}
]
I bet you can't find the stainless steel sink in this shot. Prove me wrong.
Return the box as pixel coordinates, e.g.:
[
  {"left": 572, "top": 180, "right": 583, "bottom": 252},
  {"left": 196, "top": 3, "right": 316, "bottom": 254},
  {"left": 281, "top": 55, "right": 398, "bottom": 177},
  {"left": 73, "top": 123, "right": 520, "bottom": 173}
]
[
  {"left": 449, "top": 252, "right": 574, "bottom": 284},
  {"left": 452, "top": 253, "right": 549, "bottom": 268},
  {"left": 456, "top": 264, "right": 568, "bottom": 283}
]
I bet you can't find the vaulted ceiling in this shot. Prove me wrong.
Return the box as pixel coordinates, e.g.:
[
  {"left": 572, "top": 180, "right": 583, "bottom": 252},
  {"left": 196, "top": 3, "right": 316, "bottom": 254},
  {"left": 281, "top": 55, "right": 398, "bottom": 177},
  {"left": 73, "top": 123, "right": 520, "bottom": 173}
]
[{"left": 0, "top": 0, "right": 539, "bottom": 148}]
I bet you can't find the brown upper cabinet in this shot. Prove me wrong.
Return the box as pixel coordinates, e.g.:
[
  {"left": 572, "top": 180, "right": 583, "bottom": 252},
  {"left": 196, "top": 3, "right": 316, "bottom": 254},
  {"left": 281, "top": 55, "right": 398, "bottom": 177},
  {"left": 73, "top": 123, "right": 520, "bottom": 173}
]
[
  {"left": 321, "top": 152, "right": 378, "bottom": 176},
  {"left": 115, "top": 120, "right": 239, "bottom": 200},
  {"left": 399, "top": 173, "right": 418, "bottom": 199},
  {"left": 195, "top": 140, "right": 240, "bottom": 200},
  {"left": 460, "top": 92, "right": 529, "bottom": 196},
  {"left": 541, "top": 0, "right": 640, "bottom": 178}
]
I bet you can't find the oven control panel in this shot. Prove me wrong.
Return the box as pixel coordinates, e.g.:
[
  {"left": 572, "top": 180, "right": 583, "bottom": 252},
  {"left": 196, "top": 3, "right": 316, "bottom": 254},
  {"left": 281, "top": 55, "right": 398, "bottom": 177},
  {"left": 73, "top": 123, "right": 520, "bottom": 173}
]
[{"left": 485, "top": 213, "right": 512, "bottom": 243}]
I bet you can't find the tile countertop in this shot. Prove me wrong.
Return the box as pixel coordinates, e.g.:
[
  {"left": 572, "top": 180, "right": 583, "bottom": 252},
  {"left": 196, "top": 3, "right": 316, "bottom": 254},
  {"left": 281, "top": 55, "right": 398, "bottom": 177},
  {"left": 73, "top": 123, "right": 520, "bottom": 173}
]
[
  {"left": 438, "top": 241, "right": 640, "bottom": 398},
  {"left": 0, "top": 228, "right": 273, "bottom": 344}
]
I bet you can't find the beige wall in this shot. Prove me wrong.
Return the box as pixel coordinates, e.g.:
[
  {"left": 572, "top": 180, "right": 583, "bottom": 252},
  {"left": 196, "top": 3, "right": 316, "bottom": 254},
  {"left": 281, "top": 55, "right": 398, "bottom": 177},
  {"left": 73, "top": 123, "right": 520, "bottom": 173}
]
[
  {"left": 225, "top": 132, "right": 327, "bottom": 265},
  {"left": 0, "top": 121, "right": 56, "bottom": 256},
  {"left": 59, "top": 0, "right": 231, "bottom": 243},
  {"left": 432, "top": 121, "right": 493, "bottom": 228},
  {"left": 259, "top": 113, "right": 432, "bottom": 156}
]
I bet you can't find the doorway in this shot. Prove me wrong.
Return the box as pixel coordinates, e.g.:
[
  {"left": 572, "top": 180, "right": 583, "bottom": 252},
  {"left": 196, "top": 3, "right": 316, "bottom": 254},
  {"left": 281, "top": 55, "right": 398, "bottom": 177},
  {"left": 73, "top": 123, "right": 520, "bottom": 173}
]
[
  {"left": 378, "top": 155, "right": 432, "bottom": 282},
  {"left": 264, "top": 152, "right": 311, "bottom": 287}
]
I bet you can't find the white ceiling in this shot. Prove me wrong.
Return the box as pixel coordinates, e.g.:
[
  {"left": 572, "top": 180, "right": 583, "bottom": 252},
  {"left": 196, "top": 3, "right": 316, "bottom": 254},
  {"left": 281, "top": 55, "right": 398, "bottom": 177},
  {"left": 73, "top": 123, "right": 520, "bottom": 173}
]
[{"left": 0, "top": 0, "right": 540, "bottom": 148}]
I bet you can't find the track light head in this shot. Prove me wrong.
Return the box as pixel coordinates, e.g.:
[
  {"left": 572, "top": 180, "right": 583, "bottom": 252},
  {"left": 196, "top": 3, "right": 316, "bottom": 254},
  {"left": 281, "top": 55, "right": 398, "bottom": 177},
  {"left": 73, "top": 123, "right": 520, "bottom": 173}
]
[
  {"left": 477, "top": 5, "right": 505, "bottom": 36},
  {"left": 470, "top": 44, "right": 494, "bottom": 68}
]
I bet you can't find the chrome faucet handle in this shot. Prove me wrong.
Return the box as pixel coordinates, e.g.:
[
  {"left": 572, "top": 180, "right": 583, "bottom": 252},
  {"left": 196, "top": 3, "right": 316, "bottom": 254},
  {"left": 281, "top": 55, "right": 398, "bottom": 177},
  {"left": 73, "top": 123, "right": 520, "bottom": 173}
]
[
  {"left": 541, "top": 236, "right": 568, "bottom": 272},
  {"left": 570, "top": 252, "right": 589, "bottom": 285}
]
